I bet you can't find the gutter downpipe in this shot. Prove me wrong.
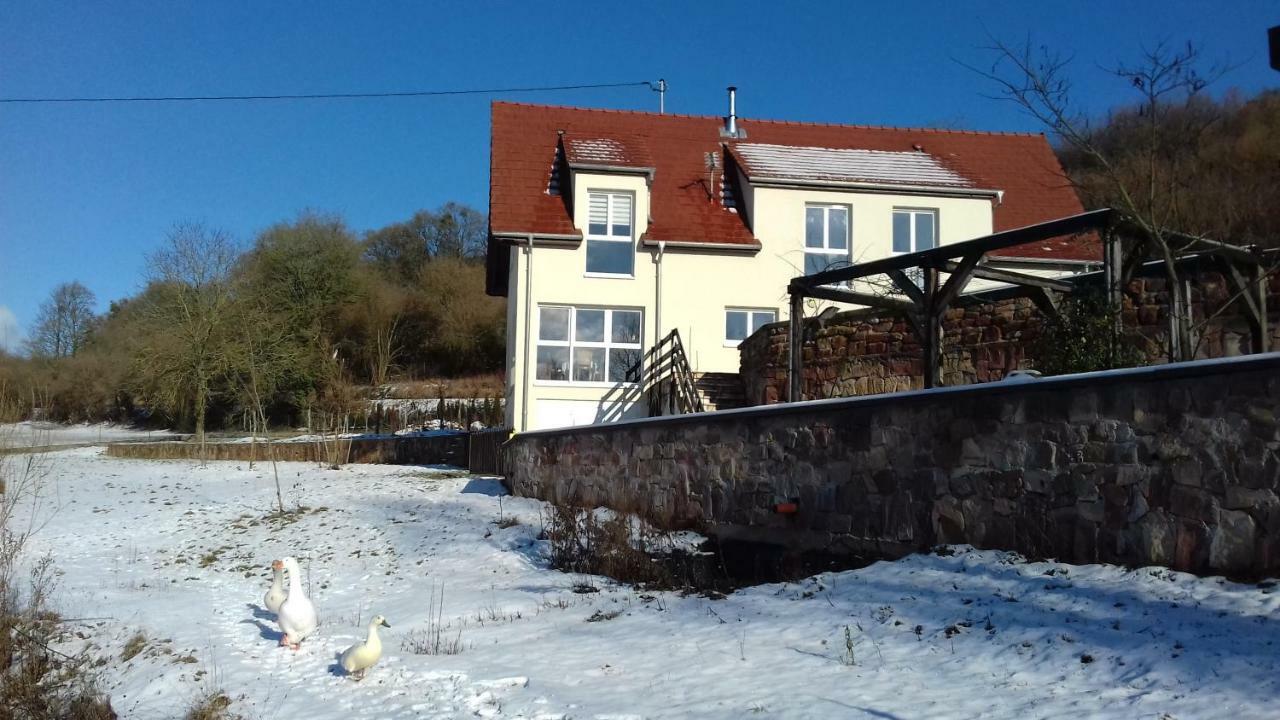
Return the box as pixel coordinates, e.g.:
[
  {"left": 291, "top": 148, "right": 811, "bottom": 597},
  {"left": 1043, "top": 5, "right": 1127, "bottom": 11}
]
[
  {"left": 521, "top": 235, "right": 534, "bottom": 432},
  {"left": 655, "top": 241, "right": 666, "bottom": 345}
]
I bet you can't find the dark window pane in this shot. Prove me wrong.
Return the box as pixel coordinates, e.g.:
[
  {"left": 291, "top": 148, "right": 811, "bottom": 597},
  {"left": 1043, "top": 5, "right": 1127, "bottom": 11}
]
[
  {"left": 725, "top": 311, "right": 748, "bottom": 341},
  {"left": 611, "top": 223, "right": 631, "bottom": 237},
  {"left": 539, "top": 307, "right": 570, "bottom": 341},
  {"left": 536, "top": 346, "right": 569, "bottom": 381},
  {"left": 915, "top": 212, "right": 936, "bottom": 250},
  {"left": 805, "top": 207, "right": 824, "bottom": 248},
  {"left": 609, "top": 348, "right": 642, "bottom": 382},
  {"left": 573, "top": 347, "right": 606, "bottom": 382},
  {"left": 893, "top": 212, "right": 911, "bottom": 253},
  {"left": 575, "top": 309, "right": 605, "bottom": 342},
  {"left": 805, "top": 252, "right": 830, "bottom": 276},
  {"left": 751, "top": 312, "right": 776, "bottom": 333},
  {"left": 611, "top": 311, "right": 642, "bottom": 344},
  {"left": 586, "top": 239, "right": 634, "bottom": 275},
  {"left": 828, "top": 208, "right": 848, "bottom": 250},
  {"left": 589, "top": 222, "right": 608, "bottom": 236}
]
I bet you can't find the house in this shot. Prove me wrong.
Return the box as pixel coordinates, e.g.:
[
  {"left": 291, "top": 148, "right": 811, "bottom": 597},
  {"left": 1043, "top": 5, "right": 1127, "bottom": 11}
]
[{"left": 487, "top": 90, "right": 1097, "bottom": 432}]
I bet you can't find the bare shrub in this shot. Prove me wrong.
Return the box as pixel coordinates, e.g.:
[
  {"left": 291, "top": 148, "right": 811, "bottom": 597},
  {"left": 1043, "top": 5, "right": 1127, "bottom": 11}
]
[
  {"left": 543, "top": 506, "right": 674, "bottom": 588},
  {"left": 0, "top": 436, "right": 115, "bottom": 718}
]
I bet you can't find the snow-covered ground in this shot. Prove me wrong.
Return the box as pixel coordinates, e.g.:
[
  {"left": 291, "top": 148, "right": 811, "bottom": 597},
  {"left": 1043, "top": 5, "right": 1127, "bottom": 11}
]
[
  {"left": 0, "top": 421, "right": 174, "bottom": 448},
  {"left": 9, "top": 447, "right": 1280, "bottom": 719}
]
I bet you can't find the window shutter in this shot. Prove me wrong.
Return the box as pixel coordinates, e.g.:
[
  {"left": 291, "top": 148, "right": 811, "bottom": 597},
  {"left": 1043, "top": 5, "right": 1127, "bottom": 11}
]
[
  {"left": 588, "top": 194, "right": 609, "bottom": 232},
  {"left": 611, "top": 194, "right": 632, "bottom": 226}
]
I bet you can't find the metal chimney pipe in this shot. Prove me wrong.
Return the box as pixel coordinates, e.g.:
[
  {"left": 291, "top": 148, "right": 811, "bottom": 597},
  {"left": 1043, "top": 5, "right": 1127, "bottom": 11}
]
[{"left": 726, "top": 86, "right": 737, "bottom": 136}]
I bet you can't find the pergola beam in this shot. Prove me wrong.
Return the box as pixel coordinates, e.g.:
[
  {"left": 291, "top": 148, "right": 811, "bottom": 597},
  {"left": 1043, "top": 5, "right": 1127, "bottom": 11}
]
[
  {"left": 790, "top": 283, "right": 919, "bottom": 315},
  {"left": 947, "top": 262, "right": 1074, "bottom": 293}
]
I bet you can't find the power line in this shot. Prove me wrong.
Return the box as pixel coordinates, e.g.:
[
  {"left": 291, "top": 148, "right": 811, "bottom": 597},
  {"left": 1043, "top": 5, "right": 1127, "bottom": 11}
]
[{"left": 0, "top": 80, "right": 657, "bottom": 105}]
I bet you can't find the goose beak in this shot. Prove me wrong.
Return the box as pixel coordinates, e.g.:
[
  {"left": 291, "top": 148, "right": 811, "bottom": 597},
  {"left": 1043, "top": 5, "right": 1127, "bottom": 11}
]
[
  {"left": 380, "top": 619, "right": 391, "bottom": 628},
  {"left": 271, "top": 560, "right": 283, "bottom": 570}
]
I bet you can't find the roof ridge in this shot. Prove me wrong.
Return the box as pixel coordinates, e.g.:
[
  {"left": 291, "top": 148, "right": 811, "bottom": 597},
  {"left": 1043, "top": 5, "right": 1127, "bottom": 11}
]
[{"left": 490, "top": 100, "right": 1044, "bottom": 138}]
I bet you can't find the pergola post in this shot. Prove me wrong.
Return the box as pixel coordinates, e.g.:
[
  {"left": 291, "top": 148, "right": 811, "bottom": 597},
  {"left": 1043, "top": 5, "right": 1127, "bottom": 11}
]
[
  {"left": 1104, "top": 225, "right": 1124, "bottom": 335},
  {"left": 788, "top": 291, "right": 804, "bottom": 403},
  {"left": 1253, "top": 264, "right": 1269, "bottom": 354},
  {"left": 922, "top": 267, "right": 942, "bottom": 389}
]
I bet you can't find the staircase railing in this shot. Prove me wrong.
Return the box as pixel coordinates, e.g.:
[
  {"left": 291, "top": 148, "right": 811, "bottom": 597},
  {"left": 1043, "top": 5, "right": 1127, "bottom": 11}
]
[{"left": 625, "top": 329, "right": 705, "bottom": 416}]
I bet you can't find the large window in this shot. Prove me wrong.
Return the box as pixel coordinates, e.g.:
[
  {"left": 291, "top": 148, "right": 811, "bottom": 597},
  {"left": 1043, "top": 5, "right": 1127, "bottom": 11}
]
[
  {"left": 892, "top": 208, "right": 937, "bottom": 254},
  {"left": 804, "top": 204, "right": 850, "bottom": 276},
  {"left": 725, "top": 308, "right": 776, "bottom": 346},
  {"left": 536, "top": 305, "right": 643, "bottom": 383},
  {"left": 585, "top": 192, "right": 634, "bottom": 276}
]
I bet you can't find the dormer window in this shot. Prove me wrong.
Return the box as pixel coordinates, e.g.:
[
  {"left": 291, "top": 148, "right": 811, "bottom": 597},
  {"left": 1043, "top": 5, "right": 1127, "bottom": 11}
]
[
  {"left": 804, "top": 204, "right": 850, "bottom": 275},
  {"left": 585, "top": 191, "right": 634, "bottom": 276}
]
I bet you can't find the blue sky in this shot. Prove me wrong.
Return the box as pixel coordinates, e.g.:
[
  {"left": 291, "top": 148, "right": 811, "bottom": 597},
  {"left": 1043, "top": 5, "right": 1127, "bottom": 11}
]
[{"left": 1, "top": 1, "right": 1276, "bottom": 350}]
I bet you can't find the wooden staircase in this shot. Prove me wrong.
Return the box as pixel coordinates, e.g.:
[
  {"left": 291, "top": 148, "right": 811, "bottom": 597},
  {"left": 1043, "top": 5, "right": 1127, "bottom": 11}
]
[{"left": 693, "top": 372, "right": 747, "bottom": 411}]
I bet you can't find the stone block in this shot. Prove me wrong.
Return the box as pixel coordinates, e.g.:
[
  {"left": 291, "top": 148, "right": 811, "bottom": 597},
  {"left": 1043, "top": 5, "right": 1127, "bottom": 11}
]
[
  {"left": 1209, "top": 509, "right": 1256, "bottom": 573},
  {"left": 1174, "top": 519, "right": 1210, "bottom": 572},
  {"left": 1135, "top": 510, "right": 1174, "bottom": 565},
  {"left": 1224, "top": 486, "right": 1277, "bottom": 511},
  {"left": 1169, "top": 484, "right": 1218, "bottom": 523},
  {"left": 1077, "top": 499, "right": 1105, "bottom": 523},
  {"left": 945, "top": 470, "right": 973, "bottom": 498},
  {"left": 1170, "top": 458, "right": 1203, "bottom": 487}
]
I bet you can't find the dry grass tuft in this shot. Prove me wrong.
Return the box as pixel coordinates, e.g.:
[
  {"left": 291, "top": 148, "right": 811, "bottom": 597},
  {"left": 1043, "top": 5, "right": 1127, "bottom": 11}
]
[
  {"left": 120, "top": 632, "right": 147, "bottom": 661},
  {"left": 184, "top": 691, "right": 239, "bottom": 720}
]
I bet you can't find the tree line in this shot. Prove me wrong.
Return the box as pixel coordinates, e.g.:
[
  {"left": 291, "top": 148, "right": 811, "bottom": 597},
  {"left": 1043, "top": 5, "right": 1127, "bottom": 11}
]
[{"left": 0, "top": 203, "right": 505, "bottom": 438}]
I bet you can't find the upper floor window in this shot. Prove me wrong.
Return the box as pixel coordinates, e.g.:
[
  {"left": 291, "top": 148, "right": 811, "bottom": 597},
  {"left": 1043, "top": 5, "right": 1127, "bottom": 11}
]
[
  {"left": 725, "top": 308, "right": 776, "bottom": 346},
  {"left": 804, "top": 204, "right": 850, "bottom": 276},
  {"left": 892, "top": 208, "right": 937, "bottom": 254},
  {"left": 536, "top": 305, "right": 643, "bottom": 384},
  {"left": 586, "top": 192, "right": 634, "bottom": 276}
]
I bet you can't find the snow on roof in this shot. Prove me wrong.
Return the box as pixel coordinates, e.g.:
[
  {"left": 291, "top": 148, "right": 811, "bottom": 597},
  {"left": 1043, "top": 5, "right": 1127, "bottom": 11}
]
[
  {"left": 563, "top": 133, "right": 654, "bottom": 169},
  {"left": 733, "top": 143, "right": 976, "bottom": 189}
]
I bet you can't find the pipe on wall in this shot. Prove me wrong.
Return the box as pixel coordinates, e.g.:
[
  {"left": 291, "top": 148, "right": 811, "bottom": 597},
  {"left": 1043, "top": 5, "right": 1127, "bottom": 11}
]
[
  {"left": 521, "top": 235, "right": 534, "bottom": 432},
  {"left": 655, "top": 241, "right": 665, "bottom": 345}
]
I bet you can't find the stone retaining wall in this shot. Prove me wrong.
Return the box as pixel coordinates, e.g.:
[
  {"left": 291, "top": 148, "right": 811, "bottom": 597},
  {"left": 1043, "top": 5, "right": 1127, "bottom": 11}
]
[{"left": 504, "top": 354, "right": 1280, "bottom": 577}]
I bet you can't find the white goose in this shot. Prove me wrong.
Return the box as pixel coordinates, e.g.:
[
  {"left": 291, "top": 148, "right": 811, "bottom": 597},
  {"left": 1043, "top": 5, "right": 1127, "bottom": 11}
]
[
  {"left": 277, "top": 556, "right": 318, "bottom": 650},
  {"left": 340, "top": 615, "right": 391, "bottom": 680},
  {"left": 263, "top": 559, "right": 287, "bottom": 615}
]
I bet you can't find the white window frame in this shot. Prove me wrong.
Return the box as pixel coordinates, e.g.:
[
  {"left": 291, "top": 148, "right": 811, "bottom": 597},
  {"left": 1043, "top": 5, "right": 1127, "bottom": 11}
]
[
  {"left": 535, "top": 305, "right": 644, "bottom": 387},
  {"left": 892, "top": 208, "right": 939, "bottom": 288},
  {"left": 892, "top": 207, "right": 939, "bottom": 254},
  {"left": 803, "top": 203, "right": 852, "bottom": 278},
  {"left": 724, "top": 307, "right": 777, "bottom": 347},
  {"left": 584, "top": 191, "right": 636, "bottom": 278}
]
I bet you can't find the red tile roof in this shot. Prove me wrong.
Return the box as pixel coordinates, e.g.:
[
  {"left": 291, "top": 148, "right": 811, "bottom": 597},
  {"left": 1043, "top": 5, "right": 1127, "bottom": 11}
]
[{"left": 489, "top": 101, "right": 1097, "bottom": 260}]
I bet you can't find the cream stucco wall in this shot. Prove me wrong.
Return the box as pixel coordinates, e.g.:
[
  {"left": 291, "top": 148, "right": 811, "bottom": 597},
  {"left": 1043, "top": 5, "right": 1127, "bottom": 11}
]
[{"left": 505, "top": 172, "right": 1003, "bottom": 432}]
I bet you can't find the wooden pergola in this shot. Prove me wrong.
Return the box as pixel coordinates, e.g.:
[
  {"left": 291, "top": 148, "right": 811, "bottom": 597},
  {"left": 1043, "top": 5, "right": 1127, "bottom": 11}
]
[{"left": 785, "top": 208, "right": 1272, "bottom": 402}]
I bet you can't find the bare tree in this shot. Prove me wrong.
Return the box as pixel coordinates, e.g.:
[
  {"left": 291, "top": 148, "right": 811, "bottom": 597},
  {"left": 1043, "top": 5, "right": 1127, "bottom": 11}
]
[
  {"left": 139, "top": 222, "right": 238, "bottom": 455},
  {"left": 26, "top": 282, "right": 96, "bottom": 358},
  {"left": 962, "top": 38, "right": 1252, "bottom": 361}
]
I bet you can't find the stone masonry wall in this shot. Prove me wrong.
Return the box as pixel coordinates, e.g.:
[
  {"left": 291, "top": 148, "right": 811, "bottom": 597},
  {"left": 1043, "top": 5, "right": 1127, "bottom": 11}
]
[
  {"left": 504, "top": 354, "right": 1280, "bottom": 577},
  {"left": 741, "top": 271, "right": 1280, "bottom": 407}
]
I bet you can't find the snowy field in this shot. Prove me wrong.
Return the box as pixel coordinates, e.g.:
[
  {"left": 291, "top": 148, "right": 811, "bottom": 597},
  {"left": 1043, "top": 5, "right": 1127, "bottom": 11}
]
[
  {"left": 9, "top": 446, "right": 1280, "bottom": 719},
  {"left": 0, "top": 421, "right": 174, "bottom": 448}
]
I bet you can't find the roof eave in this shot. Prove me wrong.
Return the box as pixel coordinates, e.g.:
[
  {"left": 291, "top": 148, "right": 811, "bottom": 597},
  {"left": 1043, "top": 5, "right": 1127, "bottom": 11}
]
[
  {"left": 568, "top": 163, "right": 656, "bottom": 180},
  {"left": 491, "top": 230, "right": 583, "bottom": 245},
  {"left": 640, "top": 238, "right": 761, "bottom": 252}
]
